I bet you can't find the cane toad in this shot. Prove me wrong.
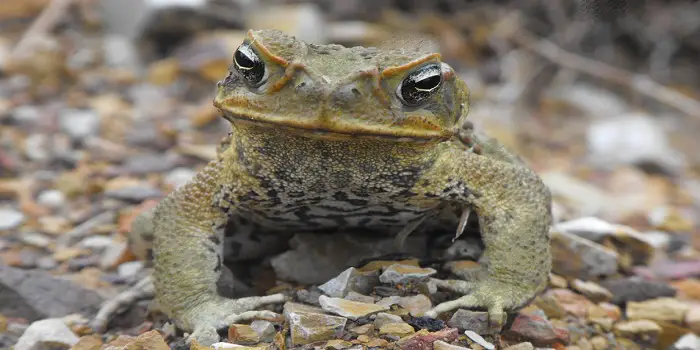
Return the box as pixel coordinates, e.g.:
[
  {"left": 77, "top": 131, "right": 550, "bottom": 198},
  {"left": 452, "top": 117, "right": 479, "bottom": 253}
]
[{"left": 143, "top": 29, "right": 552, "bottom": 345}]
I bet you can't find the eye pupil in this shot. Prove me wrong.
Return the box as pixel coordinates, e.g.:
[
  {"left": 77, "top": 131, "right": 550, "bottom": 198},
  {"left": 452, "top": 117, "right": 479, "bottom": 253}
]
[
  {"left": 233, "top": 44, "right": 266, "bottom": 86},
  {"left": 398, "top": 64, "right": 442, "bottom": 106}
]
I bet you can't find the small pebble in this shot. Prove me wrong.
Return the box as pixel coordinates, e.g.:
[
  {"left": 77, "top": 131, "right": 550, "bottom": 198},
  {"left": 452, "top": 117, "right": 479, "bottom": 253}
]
[
  {"left": 0, "top": 208, "right": 25, "bottom": 231},
  {"left": 36, "top": 190, "right": 66, "bottom": 209}
]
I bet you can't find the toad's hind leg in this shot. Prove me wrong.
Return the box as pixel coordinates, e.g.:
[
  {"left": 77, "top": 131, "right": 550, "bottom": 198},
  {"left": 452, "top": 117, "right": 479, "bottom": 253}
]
[{"left": 153, "top": 159, "right": 285, "bottom": 346}]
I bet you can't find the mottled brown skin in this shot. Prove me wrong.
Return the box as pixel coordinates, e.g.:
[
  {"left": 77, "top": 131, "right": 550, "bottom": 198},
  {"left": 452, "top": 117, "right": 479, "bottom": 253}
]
[{"left": 145, "top": 29, "right": 552, "bottom": 345}]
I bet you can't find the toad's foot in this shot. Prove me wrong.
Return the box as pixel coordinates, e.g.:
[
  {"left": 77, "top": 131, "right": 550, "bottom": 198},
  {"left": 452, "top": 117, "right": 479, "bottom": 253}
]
[
  {"left": 182, "top": 294, "right": 286, "bottom": 345},
  {"left": 424, "top": 278, "right": 534, "bottom": 333}
]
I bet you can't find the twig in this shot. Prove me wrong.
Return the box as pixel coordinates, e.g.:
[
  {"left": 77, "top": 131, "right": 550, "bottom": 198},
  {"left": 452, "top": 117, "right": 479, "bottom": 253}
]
[
  {"left": 497, "top": 15, "right": 700, "bottom": 119},
  {"left": 11, "top": 0, "right": 74, "bottom": 59}
]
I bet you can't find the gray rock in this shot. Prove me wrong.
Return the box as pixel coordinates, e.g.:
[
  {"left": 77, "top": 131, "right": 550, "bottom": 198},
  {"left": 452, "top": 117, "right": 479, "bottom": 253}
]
[
  {"left": 11, "top": 105, "right": 42, "bottom": 127},
  {"left": 121, "top": 153, "right": 179, "bottom": 174},
  {"left": 102, "top": 35, "right": 141, "bottom": 69},
  {"left": 599, "top": 277, "right": 676, "bottom": 305},
  {"left": 550, "top": 230, "right": 618, "bottom": 279},
  {"left": 104, "top": 185, "right": 163, "bottom": 203},
  {"left": 270, "top": 232, "right": 427, "bottom": 285},
  {"left": 374, "top": 312, "right": 403, "bottom": 329},
  {"left": 99, "top": 241, "right": 129, "bottom": 269},
  {"left": 250, "top": 320, "right": 276, "bottom": 343},
  {"left": 0, "top": 265, "right": 104, "bottom": 320},
  {"left": 379, "top": 263, "right": 436, "bottom": 284},
  {"left": 344, "top": 291, "right": 374, "bottom": 304},
  {"left": 554, "top": 217, "right": 616, "bottom": 242},
  {"left": 0, "top": 208, "right": 25, "bottom": 230},
  {"left": 317, "top": 267, "right": 379, "bottom": 298},
  {"left": 165, "top": 167, "right": 196, "bottom": 189},
  {"left": 117, "top": 261, "right": 144, "bottom": 279},
  {"left": 36, "top": 256, "right": 58, "bottom": 270},
  {"left": 447, "top": 309, "right": 490, "bottom": 334},
  {"left": 586, "top": 113, "right": 685, "bottom": 175},
  {"left": 14, "top": 318, "right": 79, "bottom": 350},
  {"left": 59, "top": 109, "right": 101, "bottom": 140}
]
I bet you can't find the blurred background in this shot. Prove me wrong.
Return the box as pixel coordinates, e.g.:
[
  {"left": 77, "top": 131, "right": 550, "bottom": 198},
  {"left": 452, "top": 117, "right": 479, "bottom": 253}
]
[{"left": 1, "top": 0, "right": 700, "bottom": 348}]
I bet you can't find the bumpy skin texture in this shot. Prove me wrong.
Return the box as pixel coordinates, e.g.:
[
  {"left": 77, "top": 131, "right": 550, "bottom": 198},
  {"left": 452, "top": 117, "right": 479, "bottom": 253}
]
[{"left": 147, "top": 29, "right": 552, "bottom": 345}]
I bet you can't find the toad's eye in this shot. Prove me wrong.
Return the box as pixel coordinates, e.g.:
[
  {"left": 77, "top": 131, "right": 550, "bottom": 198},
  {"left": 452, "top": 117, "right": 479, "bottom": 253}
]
[
  {"left": 233, "top": 44, "right": 267, "bottom": 86},
  {"left": 397, "top": 64, "right": 442, "bottom": 106}
]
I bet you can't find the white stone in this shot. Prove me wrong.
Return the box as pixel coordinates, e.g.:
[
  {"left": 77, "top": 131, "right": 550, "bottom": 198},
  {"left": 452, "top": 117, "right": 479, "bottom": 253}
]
[{"left": 14, "top": 318, "right": 80, "bottom": 350}]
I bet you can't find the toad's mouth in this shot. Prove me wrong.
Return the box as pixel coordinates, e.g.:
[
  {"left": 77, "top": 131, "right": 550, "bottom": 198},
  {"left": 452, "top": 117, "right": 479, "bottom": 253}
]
[{"left": 221, "top": 111, "right": 453, "bottom": 143}]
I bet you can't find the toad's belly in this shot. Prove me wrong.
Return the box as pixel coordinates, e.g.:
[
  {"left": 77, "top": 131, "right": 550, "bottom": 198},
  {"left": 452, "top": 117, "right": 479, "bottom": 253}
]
[{"left": 238, "top": 193, "right": 438, "bottom": 231}]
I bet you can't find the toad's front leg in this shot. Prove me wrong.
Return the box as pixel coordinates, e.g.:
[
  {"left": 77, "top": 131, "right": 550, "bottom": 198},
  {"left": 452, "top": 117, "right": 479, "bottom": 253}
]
[
  {"left": 421, "top": 147, "right": 552, "bottom": 331},
  {"left": 152, "top": 159, "right": 285, "bottom": 346}
]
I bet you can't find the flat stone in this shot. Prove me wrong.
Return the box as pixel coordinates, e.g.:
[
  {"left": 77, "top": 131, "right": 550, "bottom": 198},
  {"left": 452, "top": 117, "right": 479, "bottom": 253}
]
[
  {"left": 283, "top": 302, "right": 327, "bottom": 317},
  {"left": 433, "top": 340, "right": 471, "bottom": 350},
  {"left": 544, "top": 288, "right": 596, "bottom": 318},
  {"left": 317, "top": 267, "right": 378, "bottom": 298},
  {"left": 378, "top": 322, "right": 415, "bottom": 337},
  {"left": 626, "top": 297, "right": 690, "bottom": 324},
  {"left": 14, "top": 318, "right": 80, "bottom": 350},
  {"left": 613, "top": 320, "right": 661, "bottom": 343},
  {"left": 672, "top": 333, "right": 700, "bottom": 350},
  {"left": 0, "top": 265, "right": 103, "bottom": 321},
  {"left": 503, "top": 342, "right": 535, "bottom": 350},
  {"left": 344, "top": 291, "right": 374, "bottom": 304},
  {"left": 396, "top": 328, "right": 460, "bottom": 350},
  {"left": 554, "top": 216, "right": 617, "bottom": 242},
  {"left": 503, "top": 314, "right": 569, "bottom": 347},
  {"left": 570, "top": 279, "right": 613, "bottom": 303},
  {"left": 376, "top": 296, "right": 402, "bottom": 308},
  {"left": 104, "top": 185, "right": 163, "bottom": 203},
  {"left": 318, "top": 295, "right": 387, "bottom": 320},
  {"left": 71, "top": 335, "right": 103, "bottom": 350},
  {"left": 228, "top": 324, "right": 259, "bottom": 345},
  {"left": 447, "top": 309, "right": 490, "bottom": 334},
  {"left": 286, "top": 310, "right": 346, "bottom": 346},
  {"left": 550, "top": 230, "right": 618, "bottom": 279},
  {"left": 374, "top": 312, "right": 403, "bottom": 329},
  {"left": 464, "top": 330, "right": 495, "bottom": 350},
  {"left": 379, "top": 263, "right": 437, "bottom": 284},
  {"left": 600, "top": 277, "right": 676, "bottom": 305},
  {"left": 398, "top": 294, "right": 433, "bottom": 317}
]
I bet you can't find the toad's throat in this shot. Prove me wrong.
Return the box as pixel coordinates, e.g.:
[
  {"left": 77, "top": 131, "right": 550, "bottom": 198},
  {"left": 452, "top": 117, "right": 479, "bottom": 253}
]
[{"left": 221, "top": 111, "right": 453, "bottom": 143}]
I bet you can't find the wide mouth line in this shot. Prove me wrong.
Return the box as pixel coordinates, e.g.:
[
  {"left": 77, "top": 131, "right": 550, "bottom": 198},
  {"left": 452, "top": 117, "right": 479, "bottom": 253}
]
[{"left": 221, "top": 111, "right": 450, "bottom": 142}]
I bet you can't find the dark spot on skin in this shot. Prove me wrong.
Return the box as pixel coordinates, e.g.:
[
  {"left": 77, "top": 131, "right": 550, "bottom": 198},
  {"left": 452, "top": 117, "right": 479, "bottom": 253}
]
[
  {"left": 146, "top": 248, "right": 154, "bottom": 260},
  {"left": 141, "top": 232, "right": 154, "bottom": 242}
]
